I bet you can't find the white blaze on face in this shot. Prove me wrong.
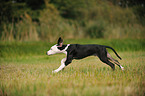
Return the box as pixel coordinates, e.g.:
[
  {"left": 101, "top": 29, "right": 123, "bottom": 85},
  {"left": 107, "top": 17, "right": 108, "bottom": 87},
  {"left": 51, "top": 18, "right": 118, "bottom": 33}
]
[
  {"left": 47, "top": 45, "right": 61, "bottom": 55},
  {"left": 47, "top": 44, "right": 70, "bottom": 56}
]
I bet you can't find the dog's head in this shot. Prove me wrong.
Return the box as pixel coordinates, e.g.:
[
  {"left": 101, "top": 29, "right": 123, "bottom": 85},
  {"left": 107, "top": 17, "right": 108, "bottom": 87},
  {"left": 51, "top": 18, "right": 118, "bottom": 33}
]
[{"left": 46, "top": 37, "right": 66, "bottom": 55}]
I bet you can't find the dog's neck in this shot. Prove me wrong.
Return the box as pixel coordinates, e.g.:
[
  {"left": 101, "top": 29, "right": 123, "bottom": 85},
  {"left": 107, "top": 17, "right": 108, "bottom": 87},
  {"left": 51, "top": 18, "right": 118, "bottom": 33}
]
[
  {"left": 57, "top": 44, "right": 67, "bottom": 50},
  {"left": 58, "top": 44, "right": 70, "bottom": 54}
]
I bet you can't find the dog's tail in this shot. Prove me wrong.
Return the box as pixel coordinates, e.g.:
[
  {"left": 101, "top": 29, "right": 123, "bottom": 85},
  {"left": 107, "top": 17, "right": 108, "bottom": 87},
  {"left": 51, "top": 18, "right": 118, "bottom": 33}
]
[{"left": 105, "top": 46, "right": 122, "bottom": 60}]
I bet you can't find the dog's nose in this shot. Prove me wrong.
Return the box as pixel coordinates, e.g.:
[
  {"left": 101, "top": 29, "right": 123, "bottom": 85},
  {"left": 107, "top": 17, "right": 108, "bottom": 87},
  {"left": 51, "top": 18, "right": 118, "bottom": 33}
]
[{"left": 46, "top": 52, "right": 48, "bottom": 55}]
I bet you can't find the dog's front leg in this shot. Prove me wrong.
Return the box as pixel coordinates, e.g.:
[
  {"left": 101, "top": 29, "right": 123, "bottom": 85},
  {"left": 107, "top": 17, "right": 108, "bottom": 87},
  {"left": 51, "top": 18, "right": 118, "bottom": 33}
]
[{"left": 52, "top": 58, "right": 66, "bottom": 73}]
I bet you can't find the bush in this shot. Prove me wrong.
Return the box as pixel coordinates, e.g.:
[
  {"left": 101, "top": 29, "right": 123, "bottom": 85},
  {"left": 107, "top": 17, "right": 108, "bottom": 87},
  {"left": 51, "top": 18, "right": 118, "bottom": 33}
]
[
  {"left": 51, "top": 0, "right": 98, "bottom": 20},
  {"left": 1, "top": 13, "right": 39, "bottom": 41},
  {"left": 38, "top": 4, "right": 77, "bottom": 42},
  {"left": 85, "top": 20, "right": 107, "bottom": 38}
]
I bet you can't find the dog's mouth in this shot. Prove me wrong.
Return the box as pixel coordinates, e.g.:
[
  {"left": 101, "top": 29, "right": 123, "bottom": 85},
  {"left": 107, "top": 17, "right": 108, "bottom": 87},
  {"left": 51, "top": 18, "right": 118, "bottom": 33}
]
[{"left": 46, "top": 52, "right": 53, "bottom": 56}]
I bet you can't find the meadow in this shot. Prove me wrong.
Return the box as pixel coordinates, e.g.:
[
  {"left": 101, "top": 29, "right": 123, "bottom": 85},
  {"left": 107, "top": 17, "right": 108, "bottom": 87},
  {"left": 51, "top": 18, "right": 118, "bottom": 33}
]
[{"left": 0, "top": 39, "right": 145, "bottom": 96}]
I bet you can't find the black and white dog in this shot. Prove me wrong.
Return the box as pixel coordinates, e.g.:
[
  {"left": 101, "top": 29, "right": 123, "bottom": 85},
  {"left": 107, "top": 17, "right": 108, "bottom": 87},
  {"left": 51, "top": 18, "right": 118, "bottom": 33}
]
[{"left": 46, "top": 37, "right": 124, "bottom": 73}]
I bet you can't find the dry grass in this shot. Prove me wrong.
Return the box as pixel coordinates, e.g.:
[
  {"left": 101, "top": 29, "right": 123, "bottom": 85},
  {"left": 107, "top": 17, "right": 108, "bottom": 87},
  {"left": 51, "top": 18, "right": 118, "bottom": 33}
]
[{"left": 0, "top": 51, "right": 145, "bottom": 96}]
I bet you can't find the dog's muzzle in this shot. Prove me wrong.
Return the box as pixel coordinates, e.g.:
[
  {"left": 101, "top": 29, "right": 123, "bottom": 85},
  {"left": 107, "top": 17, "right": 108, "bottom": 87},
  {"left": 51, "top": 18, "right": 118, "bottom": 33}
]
[
  {"left": 46, "top": 51, "right": 50, "bottom": 55},
  {"left": 46, "top": 51, "right": 52, "bottom": 56}
]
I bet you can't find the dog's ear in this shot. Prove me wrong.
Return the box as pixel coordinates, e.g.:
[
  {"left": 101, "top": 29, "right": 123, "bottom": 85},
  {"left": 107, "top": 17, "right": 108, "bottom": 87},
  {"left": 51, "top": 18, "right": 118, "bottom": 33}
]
[{"left": 57, "top": 37, "right": 63, "bottom": 47}]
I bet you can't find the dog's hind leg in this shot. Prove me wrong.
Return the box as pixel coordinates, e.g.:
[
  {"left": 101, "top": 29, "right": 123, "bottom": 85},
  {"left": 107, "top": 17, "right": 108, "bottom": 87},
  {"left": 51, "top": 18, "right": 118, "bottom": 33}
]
[
  {"left": 99, "top": 55, "right": 115, "bottom": 70},
  {"left": 52, "top": 58, "right": 66, "bottom": 73},
  {"left": 107, "top": 52, "right": 124, "bottom": 70}
]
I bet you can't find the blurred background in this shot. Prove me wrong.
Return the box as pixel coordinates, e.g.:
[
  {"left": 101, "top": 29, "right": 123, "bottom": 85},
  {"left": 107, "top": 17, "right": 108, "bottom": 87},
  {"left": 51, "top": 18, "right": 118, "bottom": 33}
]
[{"left": 0, "top": 0, "right": 145, "bottom": 42}]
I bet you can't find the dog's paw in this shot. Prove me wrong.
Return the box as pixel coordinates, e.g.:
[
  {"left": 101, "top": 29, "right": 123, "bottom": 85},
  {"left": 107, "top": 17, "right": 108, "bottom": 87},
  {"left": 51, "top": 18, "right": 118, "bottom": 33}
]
[
  {"left": 52, "top": 70, "right": 57, "bottom": 73},
  {"left": 121, "top": 67, "right": 124, "bottom": 71}
]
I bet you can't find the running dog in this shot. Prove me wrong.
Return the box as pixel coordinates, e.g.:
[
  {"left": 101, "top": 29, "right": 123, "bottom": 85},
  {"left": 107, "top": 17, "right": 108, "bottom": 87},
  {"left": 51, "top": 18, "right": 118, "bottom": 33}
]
[{"left": 46, "top": 37, "right": 124, "bottom": 73}]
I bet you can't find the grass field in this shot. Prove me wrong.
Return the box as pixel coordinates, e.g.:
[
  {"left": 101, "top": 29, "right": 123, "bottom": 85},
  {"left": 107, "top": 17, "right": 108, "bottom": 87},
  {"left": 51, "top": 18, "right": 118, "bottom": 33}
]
[{"left": 0, "top": 39, "right": 145, "bottom": 96}]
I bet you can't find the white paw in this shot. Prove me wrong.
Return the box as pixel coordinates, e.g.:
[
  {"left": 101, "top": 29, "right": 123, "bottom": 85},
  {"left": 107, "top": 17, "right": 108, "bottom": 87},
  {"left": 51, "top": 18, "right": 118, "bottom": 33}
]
[
  {"left": 52, "top": 70, "right": 57, "bottom": 73},
  {"left": 121, "top": 67, "right": 124, "bottom": 71}
]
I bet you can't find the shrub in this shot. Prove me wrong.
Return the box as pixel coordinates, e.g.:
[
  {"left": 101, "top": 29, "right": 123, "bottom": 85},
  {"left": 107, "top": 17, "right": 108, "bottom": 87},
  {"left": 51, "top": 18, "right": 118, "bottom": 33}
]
[
  {"left": 1, "top": 13, "right": 39, "bottom": 41},
  {"left": 85, "top": 20, "right": 107, "bottom": 38},
  {"left": 38, "top": 4, "right": 77, "bottom": 42}
]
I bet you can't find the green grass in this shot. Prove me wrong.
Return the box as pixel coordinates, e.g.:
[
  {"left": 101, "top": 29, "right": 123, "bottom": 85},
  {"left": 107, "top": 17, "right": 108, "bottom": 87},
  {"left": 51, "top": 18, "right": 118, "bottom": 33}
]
[
  {"left": 0, "top": 39, "right": 145, "bottom": 96},
  {"left": 0, "top": 39, "right": 144, "bottom": 58}
]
